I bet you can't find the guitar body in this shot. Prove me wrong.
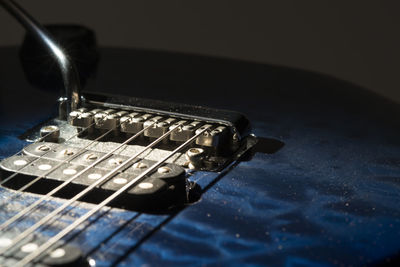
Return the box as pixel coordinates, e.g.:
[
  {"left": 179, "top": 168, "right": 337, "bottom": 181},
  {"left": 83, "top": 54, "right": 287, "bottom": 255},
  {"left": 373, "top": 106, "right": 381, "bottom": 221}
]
[{"left": 1, "top": 46, "right": 400, "bottom": 266}]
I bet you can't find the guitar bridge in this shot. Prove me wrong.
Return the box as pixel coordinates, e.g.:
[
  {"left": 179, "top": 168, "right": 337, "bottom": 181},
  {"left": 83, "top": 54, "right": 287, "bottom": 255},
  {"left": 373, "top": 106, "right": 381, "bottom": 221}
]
[{"left": 0, "top": 93, "right": 256, "bottom": 212}]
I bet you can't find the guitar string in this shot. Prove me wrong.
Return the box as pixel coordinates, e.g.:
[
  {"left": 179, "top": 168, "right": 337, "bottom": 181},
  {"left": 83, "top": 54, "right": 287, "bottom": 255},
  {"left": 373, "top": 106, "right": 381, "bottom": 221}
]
[
  {"left": 0, "top": 121, "right": 173, "bottom": 255},
  {"left": 0, "top": 119, "right": 122, "bottom": 212},
  {"left": 94, "top": 219, "right": 145, "bottom": 259},
  {"left": 0, "top": 120, "right": 110, "bottom": 189},
  {"left": 15, "top": 126, "right": 208, "bottom": 267},
  {"left": 85, "top": 212, "right": 143, "bottom": 258},
  {"left": 0, "top": 123, "right": 59, "bottom": 166},
  {"left": 0, "top": 119, "right": 106, "bottom": 228},
  {"left": 14, "top": 120, "right": 127, "bottom": 193},
  {"left": 0, "top": 123, "right": 87, "bottom": 186},
  {"left": 0, "top": 121, "right": 155, "bottom": 233},
  {"left": 0, "top": 119, "right": 99, "bottom": 186},
  {"left": 0, "top": 114, "right": 120, "bottom": 204}
]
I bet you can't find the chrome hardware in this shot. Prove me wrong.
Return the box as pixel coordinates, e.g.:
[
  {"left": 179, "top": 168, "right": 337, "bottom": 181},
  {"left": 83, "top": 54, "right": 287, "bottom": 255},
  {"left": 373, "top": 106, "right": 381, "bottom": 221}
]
[
  {"left": 94, "top": 110, "right": 128, "bottom": 131},
  {"left": 0, "top": 0, "right": 82, "bottom": 116},
  {"left": 144, "top": 117, "right": 177, "bottom": 138},
  {"left": 120, "top": 113, "right": 153, "bottom": 134},
  {"left": 185, "top": 147, "right": 205, "bottom": 169},
  {"left": 65, "top": 106, "right": 253, "bottom": 171},
  {"left": 196, "top": 125, "right": 228, "bottom": 148},
  {"left": 40, "top": 125, "right": 60, "bottom": 143},
  {"left": 69, "top": 109, "right": 103, "bottom": 128},
  {"left": 170, "top": 121, "right": 201, "bottom": 142}
]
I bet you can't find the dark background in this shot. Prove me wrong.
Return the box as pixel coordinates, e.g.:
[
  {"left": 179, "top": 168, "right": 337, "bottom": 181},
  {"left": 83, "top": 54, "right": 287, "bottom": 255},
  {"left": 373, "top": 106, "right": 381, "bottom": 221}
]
[{"left": 0, "top": 0, "right": 399, "bottom": 103}]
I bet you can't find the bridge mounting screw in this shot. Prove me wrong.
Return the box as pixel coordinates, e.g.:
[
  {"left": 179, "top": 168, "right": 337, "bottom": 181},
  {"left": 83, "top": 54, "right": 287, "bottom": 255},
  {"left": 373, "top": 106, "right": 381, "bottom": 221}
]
[
  {"left": 40, "top": 125, "right": 60, "bottom": 143},
  {"left": 185, "top": 147, "right": 205, "bottom": 169}
]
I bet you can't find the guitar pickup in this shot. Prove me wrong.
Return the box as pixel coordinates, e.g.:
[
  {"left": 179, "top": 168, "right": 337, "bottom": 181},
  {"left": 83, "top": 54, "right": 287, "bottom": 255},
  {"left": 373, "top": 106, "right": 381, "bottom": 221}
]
[
  {"left": 0, "top": 152, "right": 187, "bottom": 212},
  {"left": 0, "top": 232, "right": 87, "bottom": 266}
]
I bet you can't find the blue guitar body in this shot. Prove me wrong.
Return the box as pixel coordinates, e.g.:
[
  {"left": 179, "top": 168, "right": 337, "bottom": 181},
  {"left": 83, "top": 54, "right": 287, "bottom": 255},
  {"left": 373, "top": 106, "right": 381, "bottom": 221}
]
[{"left": 1, "top": 46, "right": 400, "bottom": 266}]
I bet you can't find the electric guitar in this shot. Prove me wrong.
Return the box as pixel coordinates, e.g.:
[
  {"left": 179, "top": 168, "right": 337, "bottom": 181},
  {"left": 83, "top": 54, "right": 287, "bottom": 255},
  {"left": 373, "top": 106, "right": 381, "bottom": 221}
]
[{"left": 0, "top": 1, "right": 400, "bottom": 266}]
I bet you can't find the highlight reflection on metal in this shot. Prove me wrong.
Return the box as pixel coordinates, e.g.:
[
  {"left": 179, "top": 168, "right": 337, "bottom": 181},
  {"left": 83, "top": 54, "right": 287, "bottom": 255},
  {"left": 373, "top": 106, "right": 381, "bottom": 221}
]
[
  {"left": 0, "top": 0, "right": 81, "bottom": 114},
  {"left": 1, "top": 29, "right": 400, "bottom": 265}
]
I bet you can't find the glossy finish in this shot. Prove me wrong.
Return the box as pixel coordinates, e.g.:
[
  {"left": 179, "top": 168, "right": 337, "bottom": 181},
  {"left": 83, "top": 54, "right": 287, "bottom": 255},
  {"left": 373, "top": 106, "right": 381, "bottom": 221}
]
[{"left": 1, "top": 46, "right": 400, "bottom": 266}]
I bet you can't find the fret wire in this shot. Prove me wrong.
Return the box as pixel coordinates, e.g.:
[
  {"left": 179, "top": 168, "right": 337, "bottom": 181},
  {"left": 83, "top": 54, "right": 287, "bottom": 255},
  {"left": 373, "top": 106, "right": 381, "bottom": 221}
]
[
  {"left": 15, "top": 125, "right": 209, "bottom": 267},
  {"left": 0, "top": 119, "right": 98, "bottom": 187},
  {"left": 0, "top": 120, "right": 154, "bottom": 234},
  {"left": 0, "top": 122, "right": 173, "bottom": 255}
]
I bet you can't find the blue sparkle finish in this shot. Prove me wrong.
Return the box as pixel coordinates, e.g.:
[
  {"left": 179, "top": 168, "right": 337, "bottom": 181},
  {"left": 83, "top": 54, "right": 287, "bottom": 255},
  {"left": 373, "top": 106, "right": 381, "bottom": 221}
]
[{"left": 1, "top": 46, "right": 400, "bottom": 266}]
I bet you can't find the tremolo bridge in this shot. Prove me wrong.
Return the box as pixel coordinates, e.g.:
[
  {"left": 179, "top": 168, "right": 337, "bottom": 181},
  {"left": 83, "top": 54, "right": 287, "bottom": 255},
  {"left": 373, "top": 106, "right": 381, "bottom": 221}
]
[{"left": 0, "top": 93, "right": 255, "bottom": 213}]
